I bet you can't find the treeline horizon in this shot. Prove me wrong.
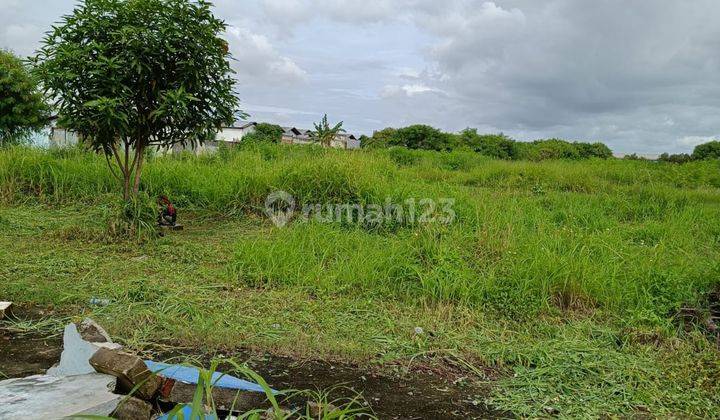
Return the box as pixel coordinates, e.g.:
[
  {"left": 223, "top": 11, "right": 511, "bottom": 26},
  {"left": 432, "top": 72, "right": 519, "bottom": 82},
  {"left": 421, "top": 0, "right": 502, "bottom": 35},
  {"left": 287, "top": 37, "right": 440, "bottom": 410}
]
[{"left": 247, "top": 122, "right": 720, "bottom": 162}]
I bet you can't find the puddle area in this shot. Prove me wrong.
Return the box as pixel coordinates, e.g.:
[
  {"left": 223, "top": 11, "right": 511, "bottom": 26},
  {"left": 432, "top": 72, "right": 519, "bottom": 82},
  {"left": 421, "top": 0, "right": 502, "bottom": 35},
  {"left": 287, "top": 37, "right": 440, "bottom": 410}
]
[{"left": 0, "top": 307, "right": 504, "bottom": 419}]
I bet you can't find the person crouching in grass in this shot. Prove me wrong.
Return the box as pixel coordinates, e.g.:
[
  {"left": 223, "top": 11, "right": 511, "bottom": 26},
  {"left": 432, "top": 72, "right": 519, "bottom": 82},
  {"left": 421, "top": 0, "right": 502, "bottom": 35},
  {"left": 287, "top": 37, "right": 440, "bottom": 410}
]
[{"left": 158, "top": 195, "right": 177, "bottom": 227}]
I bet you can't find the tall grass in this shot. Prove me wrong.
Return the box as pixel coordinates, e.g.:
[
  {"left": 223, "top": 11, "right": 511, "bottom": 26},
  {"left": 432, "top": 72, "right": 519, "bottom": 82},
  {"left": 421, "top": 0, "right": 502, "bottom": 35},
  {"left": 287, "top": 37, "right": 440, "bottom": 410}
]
[{"left": 2, "top": 144, "right": 720, "bottom": 322}]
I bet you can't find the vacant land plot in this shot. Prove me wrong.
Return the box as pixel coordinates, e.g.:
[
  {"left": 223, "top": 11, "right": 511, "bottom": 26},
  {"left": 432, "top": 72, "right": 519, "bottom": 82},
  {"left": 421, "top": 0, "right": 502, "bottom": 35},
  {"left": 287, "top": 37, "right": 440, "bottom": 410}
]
[{"left": 1, "top": 145, "right": 720, "bottom": 417}]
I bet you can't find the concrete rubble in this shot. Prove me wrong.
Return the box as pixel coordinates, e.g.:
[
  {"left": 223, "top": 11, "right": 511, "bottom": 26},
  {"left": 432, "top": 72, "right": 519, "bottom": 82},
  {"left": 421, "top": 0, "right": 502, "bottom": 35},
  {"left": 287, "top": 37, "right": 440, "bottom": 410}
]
[
  {"left": 0, "top": 317, "right": 275, "bottom": 419},
  {"left": 0, "top": 301, "right": 12, "bottom": 320},
  {"left": 110, "top": 396, "right": 153, "bottom": 420},
  {"left": 90, "top": 347, "right": 162, "bottom": 400}
]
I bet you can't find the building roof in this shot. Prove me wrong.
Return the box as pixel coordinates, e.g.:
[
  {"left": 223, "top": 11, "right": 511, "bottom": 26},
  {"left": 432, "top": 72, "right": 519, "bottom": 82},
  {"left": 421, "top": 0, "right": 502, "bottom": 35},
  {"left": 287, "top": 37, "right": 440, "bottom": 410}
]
[{"left": 225, "top": 121, "right": 257, "bottom": 129}]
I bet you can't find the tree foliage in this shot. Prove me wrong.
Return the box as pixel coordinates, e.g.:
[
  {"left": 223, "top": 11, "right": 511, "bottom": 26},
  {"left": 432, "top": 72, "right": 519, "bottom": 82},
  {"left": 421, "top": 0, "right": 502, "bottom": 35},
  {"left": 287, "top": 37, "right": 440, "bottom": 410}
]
[
  {"left": 33, "top": 0, "right": 240, "bottom": 199},
  {"left": 659, "top": 153, "right": 693, "bottom": 164},
  {"left": 457, "top": 129, "right": 516, "bottom": 159},
  {"left": 366, "top": 124, "right": 614, "bottom": 160},
  {"left": 389, "top": 124, "right": 452, "bottom": 151},
  {"left": 362, "top": 127, "right": 396, "bottom": 149},
  {"left": 0, "top": 49, "right": 49, "bottom": 146},
  {"left": 311, "top": 114, "right": 344, "bottom": 147},
  {"left": 242, "top": 123, "right": 284, "bottom": 144},
  {"left": 692, "top": 141, "right": 720, "bottom": 160}
]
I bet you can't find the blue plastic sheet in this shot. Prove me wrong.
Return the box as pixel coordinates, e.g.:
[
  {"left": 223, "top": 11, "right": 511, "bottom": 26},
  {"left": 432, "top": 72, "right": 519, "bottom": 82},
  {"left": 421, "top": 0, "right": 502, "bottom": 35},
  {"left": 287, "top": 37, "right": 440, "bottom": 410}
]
[
  {"left": 157, "top": 404, "right": 218, "bottom": 420},
  {"left": 144, "top": 360, "right": 270, "bottom": 394}
]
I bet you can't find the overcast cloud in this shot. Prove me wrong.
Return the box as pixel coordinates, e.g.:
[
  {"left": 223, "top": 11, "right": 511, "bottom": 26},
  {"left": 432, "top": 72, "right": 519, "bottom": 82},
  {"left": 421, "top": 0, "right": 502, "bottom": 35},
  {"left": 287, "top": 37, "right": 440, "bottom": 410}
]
[{"left": 2, "top": 0, "right": 720, "bottom": 153}]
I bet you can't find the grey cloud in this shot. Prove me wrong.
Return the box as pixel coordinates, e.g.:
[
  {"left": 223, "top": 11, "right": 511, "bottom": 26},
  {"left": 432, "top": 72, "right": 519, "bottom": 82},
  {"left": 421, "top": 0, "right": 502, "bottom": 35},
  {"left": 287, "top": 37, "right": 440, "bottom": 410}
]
[{"left": 3, "top": 0, "right": 720, "bottom": 153}]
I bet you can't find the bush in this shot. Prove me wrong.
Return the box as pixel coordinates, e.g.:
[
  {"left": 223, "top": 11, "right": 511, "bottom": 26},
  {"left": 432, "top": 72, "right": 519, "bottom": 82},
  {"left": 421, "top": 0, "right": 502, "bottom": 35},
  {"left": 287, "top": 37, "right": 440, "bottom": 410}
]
[
  {"left": 659, "top": 153, "right": 693, "bottom": 164},
  {"left": 0, "top": 49, "right": 49, "bottom": 145},
  {"left": 388, "top": 125, "right": 453, "bottom": 151},
  {"left": 107, "top": 191, "right": 157, "bottom": 241},
  {"left": 242, "top": 123, "right": 284, "bottom": 144},
  {"left": 575, "top": 142, "right": 613, "bottom": 159},
  {"left": 363, "top": 127, "right": 397, "bottom": 149},
  {"left": 457, "top": 129, "right": 516, "bottom": 159},
  {"left": 692, "top": 140, "right": 720, "bottom": 160}
]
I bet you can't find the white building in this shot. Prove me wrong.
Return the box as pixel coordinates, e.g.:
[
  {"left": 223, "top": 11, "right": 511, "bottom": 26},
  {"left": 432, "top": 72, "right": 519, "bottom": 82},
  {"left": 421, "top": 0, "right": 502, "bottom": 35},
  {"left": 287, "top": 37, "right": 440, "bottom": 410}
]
[
  {"left": 48, "top": 121, "right": 363, "bottom": 151},
  {"left": 50, "top": 126, "right": 81, "bottom": 148},
  {"left": 49, "top": 122, "right": 258, "bottom": 154},
  {"left": 281, "top": 127, "right": 361, "bottom": 150}
]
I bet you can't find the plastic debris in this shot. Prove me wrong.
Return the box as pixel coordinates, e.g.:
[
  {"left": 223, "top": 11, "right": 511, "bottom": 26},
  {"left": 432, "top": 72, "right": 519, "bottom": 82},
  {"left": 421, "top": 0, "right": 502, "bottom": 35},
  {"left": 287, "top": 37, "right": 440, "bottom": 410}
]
[
  {"left": 145, "top": 361, "right": 272, "bottom": 394},
  {"left": 0, "top": 301, "right": 12, "bottom": 320},
  {"left": 89, "top": 298, "right": 111, "bottom": 306},
  {"left": 157, "top": 404, "right": 218, "bottom": 420},
  {"left": 0, "top": 373, "right": 120, "bottom": 418},
  {"left": 47, "top": 321, "right": 122, "bottom": 377}
]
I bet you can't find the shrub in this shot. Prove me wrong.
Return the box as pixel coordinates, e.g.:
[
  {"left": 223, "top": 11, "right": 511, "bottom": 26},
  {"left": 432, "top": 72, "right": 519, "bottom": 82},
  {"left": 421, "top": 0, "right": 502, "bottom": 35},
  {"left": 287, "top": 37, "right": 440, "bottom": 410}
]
[
  {"left": 0, "top": 49, "right": 49, "bottom": 145},
  {"left": 457, "top": 129, "right": 516, "bottom": 159},
  {"left": 388, "top": 125, "right": 453, "bottom": 151},
  {"left": 242, "top": 123, "right": 284, "bottom": 144},
  {"left": 363, "top": 127, "right": 397, "bottom": 149},
  {"left": 659, "top": 153, "right": 693, "bottom": 164},
  {"left": 692, "top": 140, "right": 720, "bottom": 160},
  {"left": 575, "top": 142, "right": 613, "bottom": 159}
]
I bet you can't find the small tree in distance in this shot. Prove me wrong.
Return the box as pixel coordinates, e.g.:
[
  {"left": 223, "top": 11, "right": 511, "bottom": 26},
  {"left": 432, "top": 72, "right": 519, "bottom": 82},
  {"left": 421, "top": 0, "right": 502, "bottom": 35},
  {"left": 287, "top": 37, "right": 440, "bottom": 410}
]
[
  {"left": 33, "top": 0, "right": 241, "bottom": 200},
  {"left": 692, "top": 140, "right": 720, "bottom": 160},
  {"left": 311, "top": 114, "right": 345, "bottom": 148},
  {"left": 0, "top": 50, "right": 49, "bottom": 146},
  {"left": 243, "top": 123, "right": 284, "bottom": 144}
]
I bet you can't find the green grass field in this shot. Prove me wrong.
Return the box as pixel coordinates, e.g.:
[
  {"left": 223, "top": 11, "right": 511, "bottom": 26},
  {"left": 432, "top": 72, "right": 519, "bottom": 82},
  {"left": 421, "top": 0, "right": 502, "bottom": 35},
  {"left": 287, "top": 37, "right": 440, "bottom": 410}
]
[{"left": 2, "top": 144, "right": 720, "bottom": 417}]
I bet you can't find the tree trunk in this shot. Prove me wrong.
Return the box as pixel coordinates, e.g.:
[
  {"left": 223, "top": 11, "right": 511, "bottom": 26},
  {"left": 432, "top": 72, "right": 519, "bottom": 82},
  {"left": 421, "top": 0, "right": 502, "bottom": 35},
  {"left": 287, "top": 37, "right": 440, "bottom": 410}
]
[
  {"left": 132, "top": 144, "right": 145, "bottom": 196},
  {"left": 123, "top": 171, "right": 131, "bottom": 201},
  {"left": 107, "top": 141, "right": 142, "bottom": 201}
]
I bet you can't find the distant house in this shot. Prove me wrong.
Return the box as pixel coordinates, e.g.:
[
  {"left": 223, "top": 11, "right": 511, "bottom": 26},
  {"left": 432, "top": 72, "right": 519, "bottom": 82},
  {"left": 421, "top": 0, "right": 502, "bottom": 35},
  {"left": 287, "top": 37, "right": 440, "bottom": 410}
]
[
  {"left": 169, "top": 122, "right": 257, "bottom": 154},
  {"left": 50, "top": 126, "right": 81, "bottom": 148},
  {"left": 48, "top": 120, "right": 362, "bottom": 151},
  {"left": 280, "top": 126, "right": 361, "bottom": 150},
  {"left": 334, "top": 133, "right": 360, "bottom": 150},
  {"left": 49, "top": 121, "right": 258, "bottom": 153}
]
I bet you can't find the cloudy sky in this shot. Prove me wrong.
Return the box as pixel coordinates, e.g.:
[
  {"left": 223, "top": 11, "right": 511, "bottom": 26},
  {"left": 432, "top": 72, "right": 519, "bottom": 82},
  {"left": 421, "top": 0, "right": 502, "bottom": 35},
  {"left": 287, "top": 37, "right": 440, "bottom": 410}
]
[{"left": 3, "top": 0, "right": 720, "bottom": 153}]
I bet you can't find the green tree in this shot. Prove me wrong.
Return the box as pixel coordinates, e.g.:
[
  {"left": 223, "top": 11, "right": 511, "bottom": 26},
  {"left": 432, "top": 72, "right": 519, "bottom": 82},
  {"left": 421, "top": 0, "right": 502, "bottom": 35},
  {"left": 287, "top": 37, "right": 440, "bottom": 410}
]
[
  {"left": 0, "top": 50, "right": 49, "bottom": 146},
  {"left": 692, "top": 141, "right": 720, "bottom": 160},
  {"left": 363, "top": 127, "right": 397, "bottom": 149},
  {"left": 311, "top": 114, "right": 345, "bottom": 147},
  {"left": 391, "top": 124, "right": 452, "bottom": 151},
  {"left": 575, "top": 142, "right": 613, "bottom": 159},
  {"left": 659, "top": 152, "right": 692, "bottom": 164},
  {"left": 457, "top": 128, "right": 516, "bottom": 159},
  {"left": 243, "top": 123, "right": 284, "bottom": 144},
  {"left": 33, "top": 0, "right": 240, "bottom": 200},
  {"left": 358, "top": 134, "right": 370, "bottom": 147}
]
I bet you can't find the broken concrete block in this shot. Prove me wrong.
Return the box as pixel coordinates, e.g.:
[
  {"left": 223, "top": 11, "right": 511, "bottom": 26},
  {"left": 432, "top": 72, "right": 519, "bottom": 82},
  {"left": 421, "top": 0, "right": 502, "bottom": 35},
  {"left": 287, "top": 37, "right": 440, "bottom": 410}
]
[
  {"left": 0, "top": 373, "right": 120, "bottom": 418},
  {"left": 90, "top": 348, "right": 161, "bottom": 400},
  {"left": 110, "top": 396, "right": 153, "bottom": 420},
  {"left": 159, "top": 379, "right": 268, "bottom": 411},
  {"left": 47, "top": 322, "right": 122, "bottom": 377},
  {"left": 77, "top": 317, "right": 113, "bottom": 343},
  {"left": 0, "top": 301, "right": 12, "bottom": 320}
]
